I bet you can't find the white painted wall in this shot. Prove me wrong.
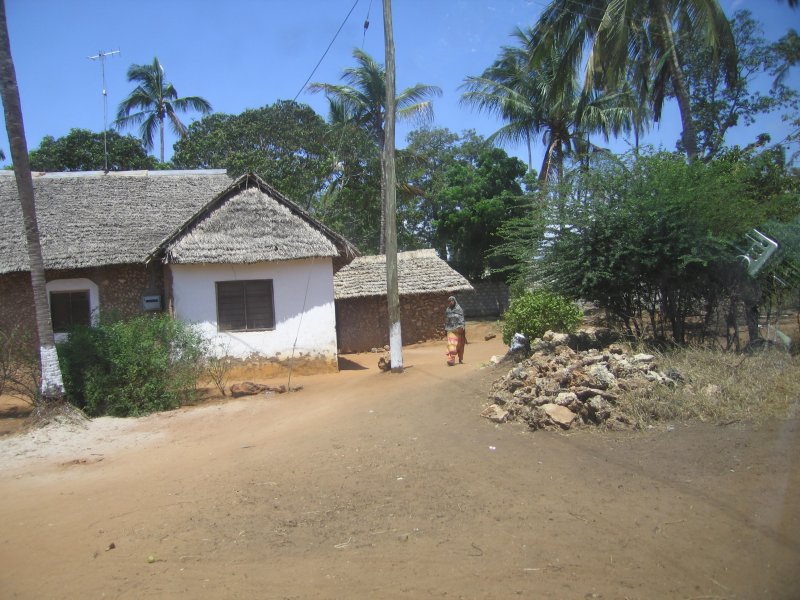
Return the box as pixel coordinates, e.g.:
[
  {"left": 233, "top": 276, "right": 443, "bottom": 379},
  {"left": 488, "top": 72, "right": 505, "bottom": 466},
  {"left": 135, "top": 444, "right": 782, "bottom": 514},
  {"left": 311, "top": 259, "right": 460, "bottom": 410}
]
[{"left": 170, "top": 259, "right": 338, "bottom": 360}]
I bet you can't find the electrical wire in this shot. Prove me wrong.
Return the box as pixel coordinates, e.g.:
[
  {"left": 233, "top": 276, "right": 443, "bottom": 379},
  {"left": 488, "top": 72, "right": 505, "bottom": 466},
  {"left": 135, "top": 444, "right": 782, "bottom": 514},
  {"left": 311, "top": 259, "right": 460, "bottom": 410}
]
[
  {"left": 361, "top": 0, "right": 373, "bottom": 48},
  {"left": 293, "top": 0, "right": 361, "bottom": 102}
]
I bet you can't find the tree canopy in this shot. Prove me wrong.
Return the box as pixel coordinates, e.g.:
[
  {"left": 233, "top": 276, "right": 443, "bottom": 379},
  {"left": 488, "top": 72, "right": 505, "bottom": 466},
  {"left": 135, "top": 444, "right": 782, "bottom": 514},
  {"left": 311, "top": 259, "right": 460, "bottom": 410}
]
[
  {"left": 172, "top": 100, "right": 333, "bottom": 207},
  {"left": 29, "top": 128, "right": 156, "bottom": 172}
]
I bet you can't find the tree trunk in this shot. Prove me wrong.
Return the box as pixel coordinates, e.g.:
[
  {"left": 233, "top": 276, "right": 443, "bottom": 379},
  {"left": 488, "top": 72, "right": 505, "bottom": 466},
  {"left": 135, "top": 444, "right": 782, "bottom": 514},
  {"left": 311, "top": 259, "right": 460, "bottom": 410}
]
[
  {"left": 0, "top": 0, "right": 65, "bottom": 400},
  {"left": 159, "top": 117, "right": 165, "bottom": 163},
  {"left": 656, "top": 0, "right": 699, "bottom": 162},
  {"left": 383, "top": 0, "right": 403, "bottom": 372}
]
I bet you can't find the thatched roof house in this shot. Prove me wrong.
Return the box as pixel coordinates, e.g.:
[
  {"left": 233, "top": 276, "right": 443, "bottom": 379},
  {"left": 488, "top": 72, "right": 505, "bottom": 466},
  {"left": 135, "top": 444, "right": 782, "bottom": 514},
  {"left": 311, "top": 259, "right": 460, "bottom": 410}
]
[
  {"left": 333, "top": 249, "right": 472, "bottom": 299},
  {"left": 0, "top": 169, "right": 233, "bottom": 274},
  {"left": 0, "top": 170, "right": 358, "bottom": 373},
  {"left": 333, "top": 249, "right": 473, "bottom": 353},
  {"left": 152, "top": 173, "right": 358, "bottom": 266}
]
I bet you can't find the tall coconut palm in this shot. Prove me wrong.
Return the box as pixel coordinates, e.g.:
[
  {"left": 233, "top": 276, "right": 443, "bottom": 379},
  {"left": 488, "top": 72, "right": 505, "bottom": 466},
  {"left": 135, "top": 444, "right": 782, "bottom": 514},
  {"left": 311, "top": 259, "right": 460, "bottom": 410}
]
[
  {"left": 461, "top": 27, "right": 640, "bottom": 183},
  {"left": 0, "top": 0, "right": 65, "bottom": 400},
  {"left": 115, "top": 57, "right": 212, "bottom": 162},
  {"left": 308, "top": 48, "right": 441, "bottom": 252},
  {"left": 529, "top": 0, "right": 737, "bottom": 162}
]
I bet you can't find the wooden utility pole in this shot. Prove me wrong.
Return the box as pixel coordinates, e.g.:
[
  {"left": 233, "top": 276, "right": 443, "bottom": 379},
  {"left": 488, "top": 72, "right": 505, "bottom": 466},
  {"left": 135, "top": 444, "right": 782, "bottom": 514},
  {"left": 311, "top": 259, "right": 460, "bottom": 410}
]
[{"left": 383, "top": 0, "right": 403, "bottom": 372}]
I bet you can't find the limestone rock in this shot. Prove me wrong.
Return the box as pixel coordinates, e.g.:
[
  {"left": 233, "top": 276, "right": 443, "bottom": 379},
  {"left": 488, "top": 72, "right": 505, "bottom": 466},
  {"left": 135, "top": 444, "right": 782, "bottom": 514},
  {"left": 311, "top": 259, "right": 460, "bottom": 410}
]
[
  {"left": 481, "top": 404, "right": 509, "bottom": 423},
  {"left": 542, "top": 403, "right": 577, "bottom": 429}
]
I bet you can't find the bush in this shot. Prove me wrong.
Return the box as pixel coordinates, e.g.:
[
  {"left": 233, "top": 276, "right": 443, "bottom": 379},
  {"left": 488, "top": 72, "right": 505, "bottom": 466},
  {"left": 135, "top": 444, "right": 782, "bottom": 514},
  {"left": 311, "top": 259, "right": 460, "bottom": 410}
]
[
  {"left": 57, "top": 314, "right": 207, "bottom": 417},
  {"left": 502, "top": 290, "right": 582, "bottom": 345}
]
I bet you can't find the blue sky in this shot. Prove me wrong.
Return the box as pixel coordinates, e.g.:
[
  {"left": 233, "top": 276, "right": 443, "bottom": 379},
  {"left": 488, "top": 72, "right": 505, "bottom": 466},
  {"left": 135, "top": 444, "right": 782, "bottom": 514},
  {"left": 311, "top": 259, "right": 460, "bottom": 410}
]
[{"left": 3, "top": 0, "right": 798, "bottom": 171}]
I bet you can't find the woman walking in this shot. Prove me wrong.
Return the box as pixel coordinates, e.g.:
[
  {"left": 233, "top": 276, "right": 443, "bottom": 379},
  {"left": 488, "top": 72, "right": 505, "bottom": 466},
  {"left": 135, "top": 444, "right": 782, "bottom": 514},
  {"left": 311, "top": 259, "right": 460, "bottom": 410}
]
[{"left": 444, "top": 296, "right": 466, "bottom": 366}]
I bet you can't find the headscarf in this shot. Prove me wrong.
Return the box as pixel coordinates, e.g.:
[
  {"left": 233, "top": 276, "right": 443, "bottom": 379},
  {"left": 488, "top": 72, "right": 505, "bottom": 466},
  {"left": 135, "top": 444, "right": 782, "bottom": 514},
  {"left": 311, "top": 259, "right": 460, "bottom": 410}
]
[{"left": 445, "top": 295, "right": 465, "bottom": 331}]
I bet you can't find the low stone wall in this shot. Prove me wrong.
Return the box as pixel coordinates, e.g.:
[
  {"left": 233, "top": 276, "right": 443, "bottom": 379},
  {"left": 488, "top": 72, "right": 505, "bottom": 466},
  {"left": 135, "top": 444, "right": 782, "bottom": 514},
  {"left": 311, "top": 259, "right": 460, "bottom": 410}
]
[
  {"left": 336, "top": 293, "right": 449, "bottom": 353},
  {"left": 457, "top": 280, "right": 509, "bottom": 318},
  {"left": 0, "top": 263, "right": 164, "bottom": 349}
]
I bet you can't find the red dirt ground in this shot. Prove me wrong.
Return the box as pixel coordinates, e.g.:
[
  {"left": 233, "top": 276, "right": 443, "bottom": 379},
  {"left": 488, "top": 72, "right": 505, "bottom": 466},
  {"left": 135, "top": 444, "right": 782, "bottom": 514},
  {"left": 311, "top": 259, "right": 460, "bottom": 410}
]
[{"left": 1, "top": 321, "right": 798, "bottom": 599}]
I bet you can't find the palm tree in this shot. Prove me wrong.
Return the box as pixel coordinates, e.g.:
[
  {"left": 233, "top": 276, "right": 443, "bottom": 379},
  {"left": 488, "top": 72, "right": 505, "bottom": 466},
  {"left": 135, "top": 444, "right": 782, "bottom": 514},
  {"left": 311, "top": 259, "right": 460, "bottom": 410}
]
[
  {"left": 529, "top": 0, "right": 737, "bottom": 162},
  {"left": 115, "top": 57, "right": 212, "bottom": 162},
  {"left": 308, "top": 48, "right": 441, "bottom": 252},
  {"left": 0, "top": 0, "right": 65, "bottom": 401},
  {"left": 461, "top": 27, "right": 639, "bottom": 183}
]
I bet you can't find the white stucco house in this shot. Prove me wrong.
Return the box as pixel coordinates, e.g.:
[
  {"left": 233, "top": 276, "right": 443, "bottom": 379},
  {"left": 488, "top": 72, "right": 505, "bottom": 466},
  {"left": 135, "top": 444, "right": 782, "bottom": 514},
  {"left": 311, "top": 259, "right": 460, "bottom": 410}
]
[{"left": 0, "top": 170, "right": 358, "bottom": 373}]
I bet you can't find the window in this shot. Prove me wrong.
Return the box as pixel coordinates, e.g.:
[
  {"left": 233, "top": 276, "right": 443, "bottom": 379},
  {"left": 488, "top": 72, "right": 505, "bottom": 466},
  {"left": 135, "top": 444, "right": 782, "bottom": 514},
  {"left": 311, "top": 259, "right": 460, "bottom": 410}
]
[
  {"left": 216, "top": 280, "right": 275, "bottom": 331},
  {"left": 50, "top": 290, "right": 91, "bottom": 333}
]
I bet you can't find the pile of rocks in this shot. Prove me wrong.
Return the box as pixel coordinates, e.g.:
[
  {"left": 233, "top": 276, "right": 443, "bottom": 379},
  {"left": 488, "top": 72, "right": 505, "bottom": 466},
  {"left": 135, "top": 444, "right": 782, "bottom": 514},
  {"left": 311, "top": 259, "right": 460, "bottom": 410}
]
[{"left": 482, "top": 330, "right": 681, "bottom": 431}]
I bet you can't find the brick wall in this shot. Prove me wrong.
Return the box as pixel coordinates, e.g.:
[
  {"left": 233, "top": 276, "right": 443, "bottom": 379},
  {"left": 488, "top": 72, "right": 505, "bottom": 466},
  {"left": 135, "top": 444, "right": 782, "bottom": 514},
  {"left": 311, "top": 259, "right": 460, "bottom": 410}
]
[
  {"left": 0, "top": 263, "right": 165, "bottom": 349},
  {"left": 335, "top": 293, "right": 450, "bottom": 353},
  {"left": 457, "top": 280, "right": 509, "bottom": 318}
]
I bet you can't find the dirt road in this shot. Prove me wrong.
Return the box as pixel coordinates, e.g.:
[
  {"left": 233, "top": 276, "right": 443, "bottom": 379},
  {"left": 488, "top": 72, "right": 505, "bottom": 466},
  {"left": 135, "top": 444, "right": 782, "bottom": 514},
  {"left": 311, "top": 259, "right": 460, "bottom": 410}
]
[{"left": 1, "top": 323, "right": 799, "bottom": 599}]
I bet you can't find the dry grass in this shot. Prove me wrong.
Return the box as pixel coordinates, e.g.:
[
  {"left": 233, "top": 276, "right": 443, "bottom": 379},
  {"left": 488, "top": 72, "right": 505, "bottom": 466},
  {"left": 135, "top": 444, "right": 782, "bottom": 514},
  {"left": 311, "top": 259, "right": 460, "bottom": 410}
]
[{"left": 618, "top": 345, "right": 799, "bottom": 427}]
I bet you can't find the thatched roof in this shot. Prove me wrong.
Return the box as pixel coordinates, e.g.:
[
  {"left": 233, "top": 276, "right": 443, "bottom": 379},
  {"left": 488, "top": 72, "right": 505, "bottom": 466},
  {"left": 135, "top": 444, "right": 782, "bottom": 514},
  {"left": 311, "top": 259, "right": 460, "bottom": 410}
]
[
  {"left": 0, "top": 170, "right": 232, "bottom": 274},
  {"left": 334, "top": 249, "right": 473, "bottom": 299},
  {"left": 0, "top": 170, "right": 358, "bottom": 275},
  {"left": 156, "top": 173, "right": 359, "bottom": 264}
]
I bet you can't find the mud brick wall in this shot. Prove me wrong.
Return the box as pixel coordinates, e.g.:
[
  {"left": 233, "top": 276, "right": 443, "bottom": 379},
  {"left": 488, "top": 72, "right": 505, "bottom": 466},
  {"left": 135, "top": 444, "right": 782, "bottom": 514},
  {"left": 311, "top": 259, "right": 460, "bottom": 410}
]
[
  {"left": 0, "top": 263, "right": 165, "bottom": 349},
  {"left": 0, "top": 271, "right": 37, "bottom": 346},
  {"left": 335, "top": 293, "right": 450, "bottom": 353},
  {"left": 457, "top": 280, "right": 509, "bottom": 318}
]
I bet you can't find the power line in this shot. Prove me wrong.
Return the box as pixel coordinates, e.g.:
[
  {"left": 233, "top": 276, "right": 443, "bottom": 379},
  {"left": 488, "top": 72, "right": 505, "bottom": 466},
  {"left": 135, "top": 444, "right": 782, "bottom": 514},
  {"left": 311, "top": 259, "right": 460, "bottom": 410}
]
[
  {"left": 293, "top": 0, "right": 360, "bottom": 102},
  {"left": 362, "top": 0, "right": 373, "bottom": 48}
]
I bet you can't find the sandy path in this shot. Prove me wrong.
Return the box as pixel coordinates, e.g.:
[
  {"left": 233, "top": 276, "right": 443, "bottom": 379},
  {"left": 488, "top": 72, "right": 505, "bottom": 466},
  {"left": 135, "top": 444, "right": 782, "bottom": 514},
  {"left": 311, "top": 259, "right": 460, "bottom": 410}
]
[{"left": 1, "top": 324, "right": 799, "bottom": 599}]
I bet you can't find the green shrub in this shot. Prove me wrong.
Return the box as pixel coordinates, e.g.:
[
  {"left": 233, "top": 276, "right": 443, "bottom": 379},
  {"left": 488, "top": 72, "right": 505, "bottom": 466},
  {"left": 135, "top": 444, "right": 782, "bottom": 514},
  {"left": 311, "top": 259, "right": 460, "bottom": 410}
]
[
  {"left": 57, "top": 314, "right": 207, "bottom": 417},
  {"left": 502, "top": 290, "right": 583, "bottom": 344}
]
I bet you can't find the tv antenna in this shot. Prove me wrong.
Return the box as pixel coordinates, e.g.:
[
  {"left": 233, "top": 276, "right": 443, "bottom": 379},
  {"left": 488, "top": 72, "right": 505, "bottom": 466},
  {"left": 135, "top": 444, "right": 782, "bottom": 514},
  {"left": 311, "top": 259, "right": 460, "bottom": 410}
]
[{"left": 87, "top": 49, "right": 120, "bottom": 171}]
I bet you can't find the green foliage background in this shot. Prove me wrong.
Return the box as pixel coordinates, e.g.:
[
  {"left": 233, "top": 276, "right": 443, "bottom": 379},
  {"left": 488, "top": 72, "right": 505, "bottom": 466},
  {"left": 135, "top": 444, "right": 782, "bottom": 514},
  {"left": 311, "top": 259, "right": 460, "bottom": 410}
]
[{"left": 502, "top": 290, "right": 582, "bottom": 344}]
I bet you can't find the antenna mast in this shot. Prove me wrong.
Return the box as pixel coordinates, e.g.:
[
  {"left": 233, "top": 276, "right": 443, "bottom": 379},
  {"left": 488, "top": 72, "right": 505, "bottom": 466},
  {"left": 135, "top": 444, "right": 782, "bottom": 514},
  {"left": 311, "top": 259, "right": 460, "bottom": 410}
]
[{"left": 87, "top": 49, "right": 120, "bottom": 171}]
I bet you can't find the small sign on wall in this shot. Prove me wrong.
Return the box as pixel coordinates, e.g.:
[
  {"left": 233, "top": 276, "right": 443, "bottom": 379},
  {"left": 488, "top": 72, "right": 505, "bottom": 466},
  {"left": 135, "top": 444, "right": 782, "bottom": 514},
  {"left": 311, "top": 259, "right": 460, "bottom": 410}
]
[{"left": 142, "top": 295, "right": 162, "bottom": 311}]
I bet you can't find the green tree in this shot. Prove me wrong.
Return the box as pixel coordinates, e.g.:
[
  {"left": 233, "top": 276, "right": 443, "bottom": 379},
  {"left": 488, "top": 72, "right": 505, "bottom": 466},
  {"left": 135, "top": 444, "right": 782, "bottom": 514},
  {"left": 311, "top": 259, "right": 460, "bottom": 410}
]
[
  {"left": 29, "top": 128, "right": 156, "bottom": 171},
  {"left": 461, "top": 26, "right": 639, "bottom": 182},
  {"left": 537, "top": 148, "right": 797, "bottom": 343},
  {"left": 0, "top": 0, "right": 65, "bottom": 400},
  {"left": 115, "top": 57, "right": 212, "bottom": 162},
  {"left": 530, "top": 0, "right": 737, "bottom": 162},
  {"left": 308, "top": 48, "right": 441, "bottom": 252},
  {"left": 315, "top": 121, "right": 383, "bottom": 253},
  {"left": 771, "top": 29, "right": 800, "bottom": 161},
  {"left": 433, "top": 140, "right": 528, "bottom": 280},
  {"left": 677, "top": 11, "right": 798, "bottom": 160},
  {"left": 172, "top": 101, "right": 333, "bottom": 206}
]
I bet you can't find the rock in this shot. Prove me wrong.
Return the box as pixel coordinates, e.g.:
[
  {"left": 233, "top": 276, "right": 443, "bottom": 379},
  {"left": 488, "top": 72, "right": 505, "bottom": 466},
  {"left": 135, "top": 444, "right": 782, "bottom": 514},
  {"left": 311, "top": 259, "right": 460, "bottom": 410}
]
[
  {"left": 230, "top": 382, "right": 269, "bottom": 397},
  {"left": 632, "top": 353, "right": 655, "bottom": 363},
  {"left": 588, "top": 363, "right": 616, "bottom": 389},
  {"left": 542, "top": 330, "right": 570, "bottom": 346},
  {"left": 665, "top": 367, "right": 684, "bottom": 382},
  {"left": 507, "top": 378, "right": 526, "bottom": 392},
  {"left": 586, "top": 395, "right": 612, "bottom": 423},
  {"left": 555, "top": 391, "right": 579, "bottom": 407},
  {"left": 490, "top": 390, "right": 514, "bottom": 406},
  {"left": 481, "top": 404, "right": 510, "bottom": 423},
  {"left": 542, "top": 403, "right": 577, "bottom": 429}
]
